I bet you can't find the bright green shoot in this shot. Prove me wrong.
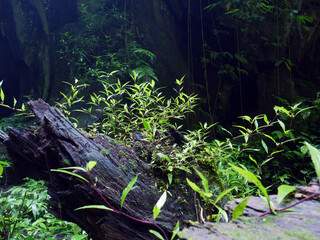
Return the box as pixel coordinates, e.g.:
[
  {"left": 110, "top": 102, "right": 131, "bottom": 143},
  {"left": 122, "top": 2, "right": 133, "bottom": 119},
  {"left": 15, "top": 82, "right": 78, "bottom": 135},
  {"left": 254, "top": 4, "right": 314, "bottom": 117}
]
[
  {"left": 229, "top": 163, "right": 271, "bottom": 210},
  {"left": 230, "top": 164, "right": 298, "bottom": 219},
  {"left": 121, "top": 173, "right": 140, "bottom": 208},
  {"left": 153, "top": 191, "right": 167, "bottom": 220},
  {"left": 304, "top": 142, "right": 320, "bottom": 180},
  {"left": 187, "top": 169, "right": 233, "bottom": 222},
  {"left": 75, "top": 205, "right": 113, "bottom": 212}
]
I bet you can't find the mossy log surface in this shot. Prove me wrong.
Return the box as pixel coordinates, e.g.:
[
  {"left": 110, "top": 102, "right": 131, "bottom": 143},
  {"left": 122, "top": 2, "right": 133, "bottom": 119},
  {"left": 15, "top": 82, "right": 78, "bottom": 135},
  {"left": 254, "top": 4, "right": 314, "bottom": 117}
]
[{"left": 0, "top": 99, "right": 191, "bottom": 240}]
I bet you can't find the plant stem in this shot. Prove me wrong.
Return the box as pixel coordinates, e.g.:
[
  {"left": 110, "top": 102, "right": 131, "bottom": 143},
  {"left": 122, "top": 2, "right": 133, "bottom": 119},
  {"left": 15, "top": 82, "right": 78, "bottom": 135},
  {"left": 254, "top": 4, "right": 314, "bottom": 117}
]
[{"left": 259, "top": 192, "right": 320, "bottom": 217}]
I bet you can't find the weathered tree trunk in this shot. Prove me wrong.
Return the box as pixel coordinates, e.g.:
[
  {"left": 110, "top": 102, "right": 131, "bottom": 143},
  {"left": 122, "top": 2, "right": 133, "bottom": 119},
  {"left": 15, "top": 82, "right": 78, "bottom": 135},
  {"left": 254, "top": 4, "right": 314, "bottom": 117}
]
[{"left": 0, "top": 99, "right": 190, "bottom": 240}]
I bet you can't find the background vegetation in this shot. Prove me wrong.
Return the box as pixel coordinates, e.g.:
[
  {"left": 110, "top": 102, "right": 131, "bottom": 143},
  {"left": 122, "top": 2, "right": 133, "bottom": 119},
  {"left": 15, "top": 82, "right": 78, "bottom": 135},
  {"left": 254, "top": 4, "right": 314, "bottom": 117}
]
[{"left": 0, "top": 0, "right": 319, "bottom": 238}]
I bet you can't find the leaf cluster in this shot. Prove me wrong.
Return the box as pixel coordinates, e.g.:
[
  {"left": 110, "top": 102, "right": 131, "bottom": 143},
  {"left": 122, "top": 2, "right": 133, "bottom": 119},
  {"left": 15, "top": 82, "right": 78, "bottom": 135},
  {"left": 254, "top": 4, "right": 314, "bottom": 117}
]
[{"left": 0, "top": 178, "right": 87, "bottom": 239}]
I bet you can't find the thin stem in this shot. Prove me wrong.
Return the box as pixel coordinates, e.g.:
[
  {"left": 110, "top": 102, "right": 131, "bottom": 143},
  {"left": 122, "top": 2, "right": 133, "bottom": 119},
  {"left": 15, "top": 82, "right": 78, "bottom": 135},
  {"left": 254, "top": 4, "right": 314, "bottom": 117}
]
[{"left": 259, "top": 192, "right": 319, "bottom": 217}]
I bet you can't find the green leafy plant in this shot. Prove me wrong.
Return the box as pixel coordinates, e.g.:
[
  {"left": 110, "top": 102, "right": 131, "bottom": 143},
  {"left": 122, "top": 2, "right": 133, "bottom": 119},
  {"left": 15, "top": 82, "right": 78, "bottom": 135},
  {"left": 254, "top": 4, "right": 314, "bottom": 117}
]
[
  {"left": 52, "top": 161, "right": 169, "bottom": 240},
  {"left": 0, "top": 178, "right": 87, "bottom": 239},
  {"left": 83, "top": 75, "right": 197, "bottom": 144},
  {"left": 187, "top": 168, "right": 235, "bottom": 222},
  {"left": 58, "top": 1, "right": 157, "bottom": 84},
  {"left": 229, "top": 141, "right": 320, "bottom": 220}
]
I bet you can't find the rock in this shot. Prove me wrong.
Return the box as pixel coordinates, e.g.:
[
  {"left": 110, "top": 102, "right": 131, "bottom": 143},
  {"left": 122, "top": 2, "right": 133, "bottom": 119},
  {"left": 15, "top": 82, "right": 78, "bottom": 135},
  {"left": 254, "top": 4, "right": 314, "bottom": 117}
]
[{"left": 179, "top": 195, "right": 320, "bottom": 239}]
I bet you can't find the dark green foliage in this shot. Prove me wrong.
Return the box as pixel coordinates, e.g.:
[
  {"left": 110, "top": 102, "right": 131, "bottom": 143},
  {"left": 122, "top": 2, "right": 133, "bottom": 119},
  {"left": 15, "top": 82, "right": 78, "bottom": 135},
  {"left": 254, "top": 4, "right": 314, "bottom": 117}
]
[
  {"left": 0, "top": 178, "right": 87, "bottom": 239},
  {"left": 58, "top": 0, "right": 156, "bottom": 84},
  {"left": 0, "top": 115, "right": 29, "bottom": 134}
]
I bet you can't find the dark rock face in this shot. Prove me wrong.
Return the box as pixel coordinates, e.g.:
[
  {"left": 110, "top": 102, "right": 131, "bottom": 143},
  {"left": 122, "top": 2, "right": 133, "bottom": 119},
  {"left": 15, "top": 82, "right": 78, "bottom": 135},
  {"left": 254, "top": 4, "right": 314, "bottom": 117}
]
[
  {"left": 0, "top": 0, "right": 319, "bottom": 122},
  {"left": 0, "top": 0, "right": 78, "bottom": 116}
]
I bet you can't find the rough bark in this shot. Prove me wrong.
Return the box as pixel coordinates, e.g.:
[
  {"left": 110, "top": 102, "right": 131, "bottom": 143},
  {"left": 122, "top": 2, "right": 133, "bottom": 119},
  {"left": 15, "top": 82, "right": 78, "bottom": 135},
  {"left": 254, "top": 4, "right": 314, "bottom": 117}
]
[{"left": 0, "top": 99, "right": 189, "bottom": 240}]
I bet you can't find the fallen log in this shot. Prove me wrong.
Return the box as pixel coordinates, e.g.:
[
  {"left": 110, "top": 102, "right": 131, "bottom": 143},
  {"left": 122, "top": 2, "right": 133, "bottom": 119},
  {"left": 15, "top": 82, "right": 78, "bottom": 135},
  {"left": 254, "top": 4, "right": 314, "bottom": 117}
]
[{"left": 0, "top": 99, "right": 194, "bottom": 240}]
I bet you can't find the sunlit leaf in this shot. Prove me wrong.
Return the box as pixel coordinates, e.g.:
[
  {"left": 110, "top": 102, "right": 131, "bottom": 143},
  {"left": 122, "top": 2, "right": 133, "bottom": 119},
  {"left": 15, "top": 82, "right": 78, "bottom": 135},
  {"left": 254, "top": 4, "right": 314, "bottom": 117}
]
[
  {"left": 304, "top": 142, "right": 320, "bottom": 180},
  {"left": 277, "top": 119, "right": 286, "bottom": 132},
  {"left": 277, "top": 185, "right": 295, "bottom": 204},
  {"left": 248, "top": 155, "right": 257, "bottom": 166},
  {"left": 51, "top": 169, "right": 89, "bottom": 182},
  {"left": 232, "top": 196, "right": 250, "bottom": 221},
  {"left": 142, "top": 119, "right": 152, "bottom": 131},
  {"left": 71, "top": 235, "right": 88, "bottom": 240},
  {"left": 13, "top": 97, "right": 17, "bottom": 108},
  {"left": 56, "top": 166, "right": 87, "bottom": 171},
  {"left": 121, "top": 174, "right": 140, "bottom": 208},
  {"left": 175, "top": 166, "right": 192, "bottom": 174},
  {"left": 229, "top": 164, "right": 271, "bottom": 209},
  {"left": 214, "top": 187, "right": 235, "bottom": 205},
  {"left": 261, "top": 139, "right": 268, "bottom": 154},
  {"left": 194, "top": 168, "right": 209, "bottom": 193},
  {"left": 149, "top": 230, "right": 165, "bottom": 240},
  {"left": 86, "top": 161, "right": 97, "bottom": 171},
  {"left": 75, "top": 205, "right": 113, "bottom": 211},
  {"left": 171, "top": 221, "right": 180, "bottom": 240},
  {"left": 167, "top": 173, "right": 172, "bottom": 185},
  {"left": 157, "top": 152, "right": 171, "bottom": 163},
  {"left": 153, "top": 191, "right": 167, "bottom": 220},
  {"left": 215, "top": 205, "right": 228, "bottom": 222},
  {"left": 0, "top": 88, "right": 4, "bottom": 102}
]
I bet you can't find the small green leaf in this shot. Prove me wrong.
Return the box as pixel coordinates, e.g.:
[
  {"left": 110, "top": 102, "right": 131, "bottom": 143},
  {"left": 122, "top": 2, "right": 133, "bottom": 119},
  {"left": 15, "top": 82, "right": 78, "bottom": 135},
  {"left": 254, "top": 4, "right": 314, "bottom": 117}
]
[
  {"left": 142, "top": 119, "right": 152, "bottom": 131},
  {"left": 261, "top": 139, "right": 268, "bottom": 154},
  {"left": 51, "top": 169, "right": 89, "bottom": 182},
  {"left": 56, "top": 166, "right": 87, "bottom": 171},
  {"left": 230, "top": 164, "right": 271, "bottom": 209},
  {"left": 187, "top": 178, "right": 202, "bottom": 194},
  {"left": 171, "top": 221, "right": 180, "bottom": 240},
  {"left": 226, "top": 2, "right": 231, "bottom": 11},
  {"left": 149, "top": 230, "right": 165, "bottom": 240},
  {"left": 153, "top": 205, "right": 161, "bottom": 221},
  {"left": 86, "top": 161, "right": 97, "bottom": 171},
  {"left": 225, "top": 8, "right": 240, "bottom": 14},
  {"left": 275, "top": 60, "right": 282, "bottom": 67},
  {"left": 0, "top": 161, "right": 10, "bottom": 166},
  {"left": 168, "top": 173, "right": 173, "bottom": 184},
  {"left": 277, "top": 185, "right": 296, "bottom": 204},
  {"left": 194, "top": 168, "right": 209, "bottom": 193},
  {"left": 300, "top": 145, "right": 308, "bottom": 155},
  {"left": 0, "top": 88, "right": 4, "bottom": 102},
  {"left": 175, "top": 166, "right": 192, "bottom": 174},
  {"left": 157, "top": 152, "right": 171, "bottom": 163},
  {"left": 214, "top": 187, "right": 235, "bottom": 205},
  {"left": 13, "top": 97, "right": 17, "bottom": 108},
  {"left": 153, "top": 191, "right": 167, "bottom": 220},
  {"left": 304, "top": 142, "right": 320, "bottom": 180},
  {"left": 60, "top": 92, "right": 68, "bottom": 100},
  {"left": 75, "top": 205, "right": 113, "bottom": 212},
  {"left": 249, "top": 155, "right": 257, "bottom": 166},
  {"left": 232, "top": 196, "right": 250, "bottom": 220},
  {"left": 121, "top": 174, "right": 140, "bottom": 208},
  {"left": 215, "top": 205, "right": 228, "bottom": 222},
  {"left": 71, "top": 235, "right": 88, "bottom": 240},
  {"left": 0, "top": 164, "right": 3, "bottom": 176},
  {"left": 277, "top": 119, "right": 286, "bottom": 132}
]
